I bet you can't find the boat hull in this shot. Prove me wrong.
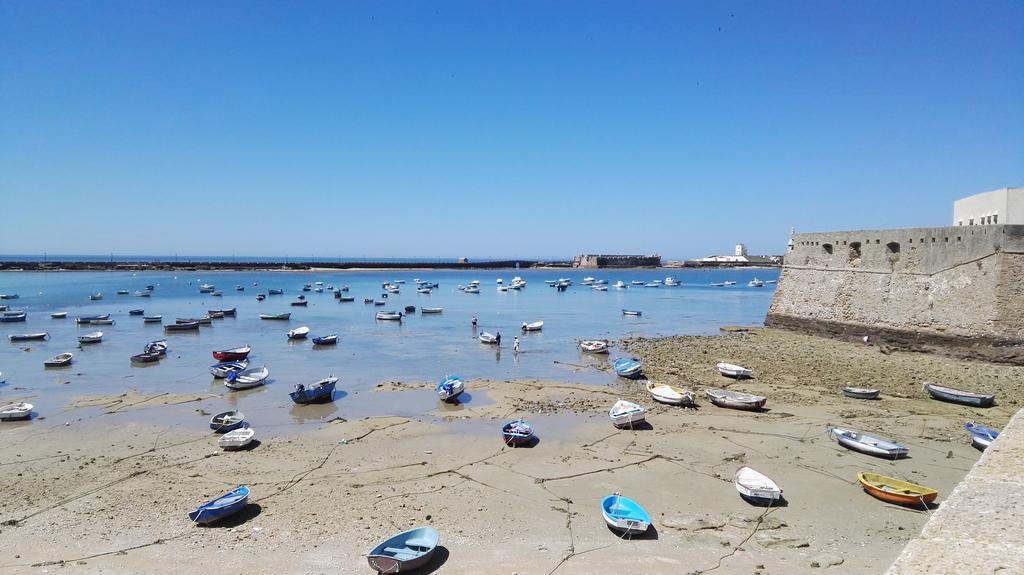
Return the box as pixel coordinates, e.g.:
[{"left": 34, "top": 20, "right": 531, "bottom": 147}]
[
  {"left": 923, "top": 383, "right": 995, "bottom": 407},
  {"left": 188, "top": 486, "right": 250, "bottom": 524},
  {"left": 858, "top": 472, "right": 937, "bottom": 507}
]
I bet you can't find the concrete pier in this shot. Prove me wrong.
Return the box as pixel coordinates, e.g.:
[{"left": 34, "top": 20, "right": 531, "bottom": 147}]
[{"left": 886, "top": 408, "right": 1024, "bottom": 574}]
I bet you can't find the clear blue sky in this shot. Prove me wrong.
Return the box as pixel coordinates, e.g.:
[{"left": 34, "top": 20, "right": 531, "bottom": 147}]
[{"left": 1, "top": 1, "right": 1021, "bottom": 260}]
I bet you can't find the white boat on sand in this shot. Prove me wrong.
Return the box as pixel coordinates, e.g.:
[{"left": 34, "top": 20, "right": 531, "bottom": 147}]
[
  {"left": 645, "top": 382, "right": 695, "bottom": 406},
  {"left": 734, "top": 466, "right": 783, "bottom": 504},
  {"left": 609, "top": 399, "right": 646, "bottom": 428}
]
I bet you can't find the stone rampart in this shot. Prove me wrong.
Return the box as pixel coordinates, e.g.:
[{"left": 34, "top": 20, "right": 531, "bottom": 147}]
[{"left": 766, "top": 225, "right": 1024, "bottom": 364}]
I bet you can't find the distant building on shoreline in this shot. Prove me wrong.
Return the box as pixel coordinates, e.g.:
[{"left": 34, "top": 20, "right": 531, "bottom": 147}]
[
  {"left": 682, "top": 244, "right": 782, "bottom": 268},
  {"left": 768, "top": 187, "right": 1024, "bottom": 365},
  {"left": 572, "top": 254, "right": 662, "bottom": 268}
]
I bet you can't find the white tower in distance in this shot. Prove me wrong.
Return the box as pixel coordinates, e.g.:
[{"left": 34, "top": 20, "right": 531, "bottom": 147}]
[{"left": 735, "top": 244, "right": 748, "bottom": 257}]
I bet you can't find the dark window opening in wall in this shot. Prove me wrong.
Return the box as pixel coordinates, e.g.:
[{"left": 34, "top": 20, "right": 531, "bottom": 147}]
[
  {"left": 920, "top": 238, "right": 925, "bottom": 243},
  {"left": 957, "top": 237, "right": 961, "bottom": 242},
  {"left": 909, "top": 238, "right": 913, "bottom": 243},
  {"left": 875, "top": 239, "right": 880, "bottom": 244},
  {"left": 823, "top": 243, "right": 833, "bottom": 255},
  {"left": 994, "top": 215, "right": 998, "bottom": 224},
  {"left": 944, "top": 237, "right": 949, "bottom": 242},
  {"left": 848, "top": 242, "right": 861, "bottom": 262},
  {"left": 886, "top": 242, "right": 901, "bottom": 254},
  {"left": 931, "top": 238, "right": 936, "bottom": 243}
]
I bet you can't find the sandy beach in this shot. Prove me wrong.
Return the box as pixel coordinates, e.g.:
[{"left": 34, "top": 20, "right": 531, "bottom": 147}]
[{"left": 1, "top": 328, "right": 1018, "bottom": 574}]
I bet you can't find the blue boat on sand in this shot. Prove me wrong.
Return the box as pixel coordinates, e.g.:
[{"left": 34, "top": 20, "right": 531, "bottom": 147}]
[
  {"left": 612, "top": 358, "right": 643, "bottom": 379},
  {"left": 188, "top": 486, "right": 250, "bottom": 525},
  {"left": 965, "top": 422, "right": 1000, "bottom": 450},
  {"left": 436, "top": 375, "right": 465, "bottom": 402},
  {"left": 366, "top": 526, "right": 439, "bottom": 573},
  {"left": 290, "top": 376, "right": 338, "bottom": 404},
  {"left": 600, "top": 492, "right": 651, "bottom": 535}
]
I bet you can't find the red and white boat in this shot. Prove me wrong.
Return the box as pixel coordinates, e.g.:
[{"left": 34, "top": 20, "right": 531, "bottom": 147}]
[{"left": 212, "top": 345, "right": 252, "bottom": 362}]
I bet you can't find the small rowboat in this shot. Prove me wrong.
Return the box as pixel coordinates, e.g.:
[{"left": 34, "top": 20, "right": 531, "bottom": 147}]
[
  {"left": 420, "top": 307, "right": 443, "bottom": 314},
  {"left": 129, "top": 309, "right": 145, "bottom": 316},
  {"left": 0, "top": 402, "right": 33, "bottom": 421},
  {"left": 268, "top": 289, "right": 284, "bottom": 295},
  {"left": 256, "top": 294, "right": 266, "bottom": 301},
  {"left": 645, "top": 381, "right": 695, "bottom": 406},
  {"left": 364, "top": 298, "right": 374, "bottom": 304},
  {"left": 923, "top": 382, "right": 995, "bottom": 408},
  {"left": 600, "top": 493, "right": 651, "bottom": 535},
  {"left": 734, "top": 466, "right": 783, "bottom": 505},
  {"left": 212, "top": 345, "right": 251, "bottom": 361},
  {"left": 165, "top": 321, "right": 199, "bottom": 332},
  {"left": 612, "top": 358, "right": 643, "bottom": 379},
  {"left": 717, "top": 362, "right": 753, "bottom": 379},
  {"left": 9, "top": 332, "right": 49, "bottom": 342},
  {"left": 705, "top": 388, "right": 766, "bottom": 411},
  {"left": 478, "top": 332, "right": 498, "bottom": 344},
  {"left": 0, "top": 312, "right": 27, "bottom": 322},
  {"left": 259, "top": 313, "right": 291, "bottom": 320},
  {"left": 177, "top": 317, "right": 212, "bottom": 325},
  {"left": 210, "top": 360, "right": 249, "bottom": 379},
  {"left": 404, "top": 305, "right": 416, "bottom": 313},
  {"left": 130, "top": 351, "right": 162, "bottom": 364},
  {"left": 621, "top": 309, "right": 642, "bottom": 316},
  {"left": 117, "top": 290, "right": 129, "bottom": 295},
  {"left": 210, "top": 410, "right": 245, "bottom": 432},
  {"left": 44, "top": 352, "right": 74, "bottom": 367},
  {"left": 609, "top": 399, "right": 646, "bottom": 428},
  {"left": 436, "top": 375, "right": 465, "bottom": 402},
  {"left": 521, "top": 321, "right": 544, "bottom": 332},
  {"left": 90, "top": 318, "right": 115, "bottom": 325},
  {"left": 143, "top": 315, "right": 162, "bottom": 323},
  {"left": 373, "top": 300, "right": 387, "bottom": 306},
  {"left": 827, "top": 426, "right": 909, "bottom": 459},
  {"left": 290, "top": 376, "right": 338, "bottom": 404},
  {"left": 579, "top": 340, "right": 610, "bottom": 354},
  {"left": 218, "top": 427, "right": 255, "bottom": 450},
  {"left": 206, "top": 311, "right": 224, "bottom": 319},
  {"left": 338, "top": 296, "right": 355, "bottom": 302},
  {"left": 89, "top": 292, "right": 103, "bottom": 300},
  {"left": 375, "top": 311, "right": 403, "bottom": 322},
  {"left": 188, "top": 486, "right": 250, "bottom": 524},
  {"left": 225, "top": 366, "right": 269, "bottom": 390},
  {"left": 133, "top": 291, "right": 151, "bottom": 297},
  {"left": 290, "top": 300, "right": 308, "bottom": 307},
  {"left": 50, "top": 312, "right": 68, "bottom": 319},
  {"left": 145, "top": 340, "right": 167, "bottom": 355},
  {"left": 366, "top": 526, "right": 440, "bottom": 574},
  {"left": 76, "top": 314, "right": 110, "bottom": 324},
  {"left": 842, "top": 387, "right": 880, "bottom": 400},
  {"left": 78, "top": 331, "right": 104, "bottom": 344},
  {"left": 964, "top": 422, "right": 1000, "bottom": 451},
  {"left": 209, "top": 308, "right": 236, "bottom": 317},
  {"left": 287, "top": 326, "right": 310, "bottom": 339},
  {"left": 501, "top": 419, "right": 535, "bottom": 446},
  {"left": 312, "top": 334, "right": 338, "bottom": 346},
  {"left": 857, "top": 472, "right": 937, "bottom": 507}
]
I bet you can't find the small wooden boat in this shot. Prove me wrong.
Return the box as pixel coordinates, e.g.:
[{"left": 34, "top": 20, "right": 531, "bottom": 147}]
[
  {"left": 129, "top": 309, "right": 145, "bottom": 316},
  {"left": 964, "top": 422, "right": 1000, "bottom": 451},
  {"left": 923, "top": 382, "right": 995, "bottom": 408},
  {"left": 612, "top": 358, "right": 643, "bottom": 379},
  {"left": 403, "top": 305, "right": 416, "bottom": 314},
  {"left": 256, "top": 294, "right": 266, "bottom": 301},
  {"left": 44, "top": 352, "right": 74, "bottom": 367},
  {"left": 717, "top": 362, "right": 753, "bottom": 379},
  {"left": 89, "top": 292, "right": 103, "bottom": 300},
  {"left": 0, "top": 312, "right": 27, "bottom": 322},
  {"left": 374, "top": 300, "right": 387, "bottom": 306},
  {"left": 143, "top": 315, "right": 163, "bottom": 323},
  {"left": 842, "top": 386, "right": 880, "bottom": 400},
  {"left": 857, "top": 472, "right": 937, "bottom": 507},
  {"left": 259, "top": 313, "right": 291, "bottom": 320},
  {"left": 209, "top": 308, "right": 236, "bottom": 317},
  {"left": 210, "top": 291, "right": 223, "bottom": 297},
  {"left": 436, "top": 375, "right": 465, "bottom": 402},
  {"left": 734, "top": 466, "right": 783, "bottom": 505},
  {"left": 287, "top": 326, "right": 310, "bottom": 339},
  {"left": 600, "top": 493, "right": 651, "bottom": 535},
  {"left": 339, "top": 296, "right": 355, "bottom": 302},
  {"left": 579, "top": 340, "right": 610, "bottom": 354},
  {"left": 235, "top": 285, "right": 244, "bottom": 291},
  {"left": 212, "top": 345, "right": 251, "bottom": 361},
  {"left": 187, "top": 486, "right": 250, "bottom": 524},
  {"left": 144, "top": 340, "right": 167, "bottom": 355},
  {"left": 501, "top": 418, "right": 535, "bottom": 446},
  {"left": 478, "top": 332, "right": 498, "bottom": 344},
  {"left": 133, "top": 290, "right": 151, "bottom": 297},
  {"left": 0, "top": 402, "right": 33, "bottom": 421},
  {"left": 198, "top": 284, "right": 216, "bottom": 293},
  {"left": 645, "top": 381, "right": 695, "bottom": 406},
  {"left": 50, "top": 312, "right": 67, "bottom": 319},
  {"left": 218, "top": 427, "right": 255, "bottom": 450},
  {"left": 312, "top": 334, "right": 338, "bottom": 346},
  {"left": 91, "top": 318, "right": 115, "bottom": 325},
  {"left": 165, "top": 321, "right": 199, "bottom": 332},
  {"left": 748, "top": 278, "right": 765, "bottom": 288},
  {"left": 145, "top": 285, "right": 155, "bottom": 291},
  {"left": 290, "top": 376, "right": 337, "bottom": 404},
  {"left": 130, "top": 351, "right": 162, "bottom": 364},
  {"left": 521, "top": 321, "right": 544, "bottom": 332},
  {"left": 210, "top": 410, "right": 245, "bottom": 432},
  {"left": 177, "top": 316, "right": 212, "bottom": 325},
  {"left": 609, "top": 399, "right": 646, "bottom": 428},
  {"left": 290, "top": 300, "right": 308, "bottom": 307},
  {"left": 78, "top": 331, "right": 104, "bottom": 344},
  {"left": 363, "top": 298, "right": 374, "bottom": 304},
  {"left": 9, "top": 332, "right": 49, "bottom": 342},
  {"left": 210, "top": 360, "right": 249, "bottom": 379},
  {"left": 366, "top": 526, "right": 440, "bottom": 574},
  {"left": 375, "top": 311, "right": 402, "bottom": 321},
  {"left": 206, "top": 311, "right": 225, "bottom": 319},
  {"left": 463, "top": 286, "right": 480, "bottom": 293},
  {"left": 117, "top": 289, "right": 130, "bottom": 295},
  {"left": 268, "top": 289, "right": 284, "bottom": 295},
  {"left": 76, "top": 314, "right": 110, "bottom": 324},
  {"left": 621, "top": 309, "right": 642, "bottom": 316},
  {"left": 0, "top": 294, "right": 19, "bottom": 299},
  {"left": 827, "top": 426, "right": 909, "bottom": 459},
  {"left": 225, "top": 366, "right": 269, "bottom": 390},
  {"left": 705, "top": 389, "right": 766, "bottom": 411}
]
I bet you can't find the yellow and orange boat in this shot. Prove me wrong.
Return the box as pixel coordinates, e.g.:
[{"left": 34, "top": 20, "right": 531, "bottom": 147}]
[{"left": 857, "top": 472, "right": 938, "bottom": 507}]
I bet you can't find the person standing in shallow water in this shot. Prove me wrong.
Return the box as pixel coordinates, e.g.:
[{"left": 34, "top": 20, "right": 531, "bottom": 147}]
[
  {"left": 471, "top": 316, "right": 477, "bottom": 328},
  {"left": 496, "top": 332, "right": 501, "bottom": 345},
  {"left": 513, "top": 336, "right": 520, "bottom": 354}
]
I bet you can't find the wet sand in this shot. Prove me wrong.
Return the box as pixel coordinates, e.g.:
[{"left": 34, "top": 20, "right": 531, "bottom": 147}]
[{"left": 1, "top": 328, "right": 1018, "bottom": 574}]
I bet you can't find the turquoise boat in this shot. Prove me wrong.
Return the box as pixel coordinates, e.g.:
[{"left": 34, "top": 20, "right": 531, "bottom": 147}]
[
  {"left": 601, "top": 493, "right": 651, "bottom": 535},
  {"left": 366, "top": 526, "right": 439, "bottom": 573}
]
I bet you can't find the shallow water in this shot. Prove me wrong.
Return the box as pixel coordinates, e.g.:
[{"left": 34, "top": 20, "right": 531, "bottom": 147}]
[{"left": 0, "top": 268, "right": 776, "bottom": 433}]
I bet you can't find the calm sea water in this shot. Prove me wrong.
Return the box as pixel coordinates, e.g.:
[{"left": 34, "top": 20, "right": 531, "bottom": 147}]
[{"left": 0, "top": 268, "right": 777, "bottom": 434}]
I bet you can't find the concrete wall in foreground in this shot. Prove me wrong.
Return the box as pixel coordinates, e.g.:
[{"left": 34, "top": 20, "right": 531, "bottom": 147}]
[
  {"left": 887, "top": 408, "right": 1024, "bottom": 574},
  {"left": 766, "top": 225, "right": 1024, "bottom": 364}
]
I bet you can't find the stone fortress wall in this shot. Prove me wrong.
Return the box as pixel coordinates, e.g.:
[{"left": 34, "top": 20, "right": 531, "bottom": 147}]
[{"left": 766, "top": 224, "right": 1024, "bottom": 364}]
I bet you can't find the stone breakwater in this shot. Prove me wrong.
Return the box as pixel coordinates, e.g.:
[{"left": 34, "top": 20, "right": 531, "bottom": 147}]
[{"left": 767, "top": 224, "right": 1024, "bottom": 364}]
